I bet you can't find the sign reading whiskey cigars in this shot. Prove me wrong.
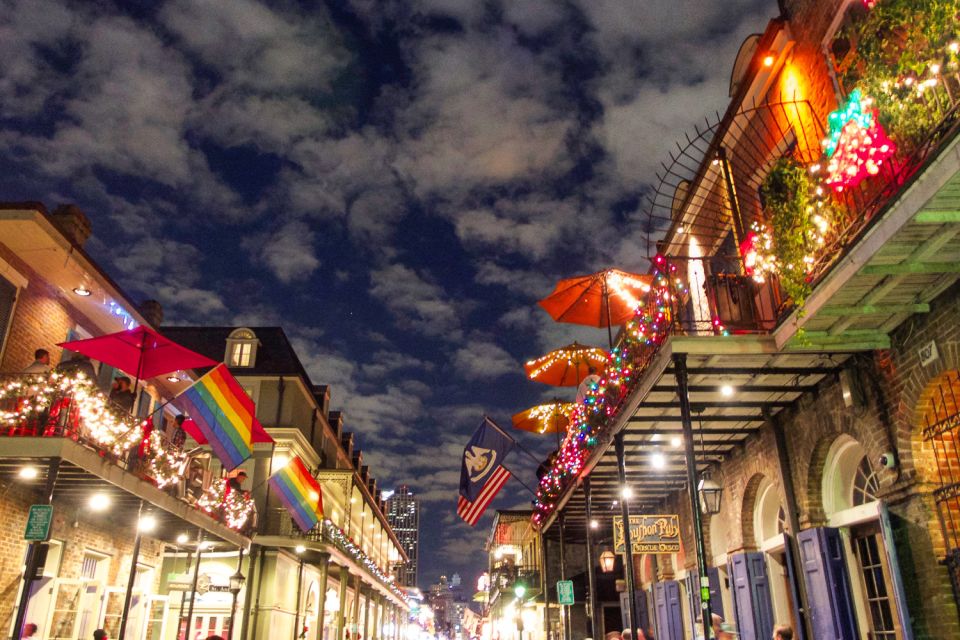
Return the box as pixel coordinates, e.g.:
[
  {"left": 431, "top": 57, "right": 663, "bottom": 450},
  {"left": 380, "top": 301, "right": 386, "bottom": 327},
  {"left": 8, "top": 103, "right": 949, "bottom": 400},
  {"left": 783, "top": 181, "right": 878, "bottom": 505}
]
[{"left": 613, "top": 515, "right": 681, "bottom": 554}]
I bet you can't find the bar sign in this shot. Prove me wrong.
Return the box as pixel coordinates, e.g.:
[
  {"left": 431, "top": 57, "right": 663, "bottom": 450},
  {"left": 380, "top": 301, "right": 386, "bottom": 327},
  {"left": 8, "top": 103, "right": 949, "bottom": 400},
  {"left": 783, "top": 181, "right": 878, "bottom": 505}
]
[
  {"left": 24, "top": 505, "right": 53, "bottom": 542},
  {"left": 556, "top": 580, "right": 574, "bottom": 605}
]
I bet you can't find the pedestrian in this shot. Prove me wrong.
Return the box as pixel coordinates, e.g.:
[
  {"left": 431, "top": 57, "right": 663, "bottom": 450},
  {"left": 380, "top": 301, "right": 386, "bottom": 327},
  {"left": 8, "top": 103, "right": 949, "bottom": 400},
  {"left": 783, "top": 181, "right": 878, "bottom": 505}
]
[
  {"left": 772, "top": 625, "right": 793, "bottom": 640},
  {"left": 109, "top": 376, "right": 136, "bottom": 413},
  {"left": 22, "top": 623, "right": 38, "bottom": 637},
  {"left": 22, "top": 349, "right": 51, "bottom": 374},
  {"left": 604, "top": 631, "right": 621, "bottom": 640},
  {"left": 711, "top": 614, "right": 735, "bottom": 640},
  {"left": 576, "top": 367, "right": 602, "bottom": 404},
  {"left": 621, "top": 629, "right": 632, "bottom": 640},
  {"left": 206, "top": 636, "right": 225, "bottom": 640},
  {"left": 93, "top": 630, "right": 108, "bottom": 640}
]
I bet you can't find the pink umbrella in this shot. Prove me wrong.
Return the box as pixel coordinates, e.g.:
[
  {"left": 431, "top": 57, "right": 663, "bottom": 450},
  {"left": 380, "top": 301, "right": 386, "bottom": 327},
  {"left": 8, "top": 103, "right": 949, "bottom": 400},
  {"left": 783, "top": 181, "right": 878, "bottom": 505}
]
[{"left": 59, "top": 326, "right": 217, "bottom": 386}]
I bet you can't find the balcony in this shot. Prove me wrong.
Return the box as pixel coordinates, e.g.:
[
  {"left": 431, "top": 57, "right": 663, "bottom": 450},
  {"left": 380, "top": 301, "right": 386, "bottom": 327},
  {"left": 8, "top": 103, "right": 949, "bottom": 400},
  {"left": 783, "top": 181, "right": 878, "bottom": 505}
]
[
  {"left": 532, "top": 8, "right": 960, "bottom": 527},
  {"left": 259, "top": 509, "right": 408, "bottom": 602},
  {"left": 488, "top": 563, "right": 542, "bottom": 604},
  {"left": 0, "top": 371, "right": 250, "bottom": 546}
]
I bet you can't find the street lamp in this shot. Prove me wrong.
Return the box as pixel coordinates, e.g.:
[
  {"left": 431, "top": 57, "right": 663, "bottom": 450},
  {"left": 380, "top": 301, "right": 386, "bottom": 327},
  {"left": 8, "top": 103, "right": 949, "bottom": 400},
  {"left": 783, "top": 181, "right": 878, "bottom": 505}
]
[
  {"left": 228, "top": 551, "right": 246, "bottom": 640},
  {"left": 598, "top": 550, "right": 616, "bottom": 574},
  {"left": 697, "top": 474, "right": 723, "bottom": 516}
]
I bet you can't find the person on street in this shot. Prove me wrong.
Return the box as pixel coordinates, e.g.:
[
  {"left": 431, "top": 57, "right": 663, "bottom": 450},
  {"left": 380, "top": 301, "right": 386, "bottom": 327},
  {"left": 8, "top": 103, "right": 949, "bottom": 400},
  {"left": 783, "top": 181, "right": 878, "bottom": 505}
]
[
  {"left": 711, "top": 614, "right": 735, "bottom": 639},
  {"left": 93, "top": 630, "right": 108, "bottom": 640},
  {"left": 604, "top": 631, "right": 621, "bottom": 640},
  {"left": 772, "top": 625, "right": 792, "bottom": 640},
  {"left": 22, "top": 349, "right": 50, "bottom": 374},
  {"left": 22, "top": 623, "right": 37, "bottom": 637}
]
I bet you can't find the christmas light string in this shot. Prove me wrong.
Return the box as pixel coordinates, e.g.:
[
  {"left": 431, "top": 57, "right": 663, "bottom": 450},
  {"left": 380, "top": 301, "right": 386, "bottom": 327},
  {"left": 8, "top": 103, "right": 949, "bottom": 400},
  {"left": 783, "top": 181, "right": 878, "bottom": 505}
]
[{"left": 532, "top": 261, "right": 681, "bottom": 524}]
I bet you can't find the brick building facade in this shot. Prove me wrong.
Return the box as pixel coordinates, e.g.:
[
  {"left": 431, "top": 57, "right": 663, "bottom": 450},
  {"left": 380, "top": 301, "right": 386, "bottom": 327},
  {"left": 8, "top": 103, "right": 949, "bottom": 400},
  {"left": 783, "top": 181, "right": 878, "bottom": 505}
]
[{"left": 532, "top": 0, "right": 960, "bottom": 639}]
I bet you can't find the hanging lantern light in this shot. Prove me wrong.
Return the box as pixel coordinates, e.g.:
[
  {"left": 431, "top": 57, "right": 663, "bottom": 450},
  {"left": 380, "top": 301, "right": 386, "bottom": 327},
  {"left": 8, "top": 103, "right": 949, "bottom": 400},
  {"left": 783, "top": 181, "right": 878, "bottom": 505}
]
[
  {"left": 698, "top": 474, "right": 723, "bottom": 516},
  {"left": 599, "top": 550, "right": 617, "bottom": 573}
]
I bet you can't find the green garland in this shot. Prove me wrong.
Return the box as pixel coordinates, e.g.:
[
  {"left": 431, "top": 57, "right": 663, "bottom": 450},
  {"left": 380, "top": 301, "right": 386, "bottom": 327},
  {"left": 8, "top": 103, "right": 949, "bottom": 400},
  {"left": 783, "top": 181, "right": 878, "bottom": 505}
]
[
  {"left": 838, "top": 0, "right": 960, "bottom": 147},
  {"left": 761, "top": 159, "right": 817, "bottom": 305}
]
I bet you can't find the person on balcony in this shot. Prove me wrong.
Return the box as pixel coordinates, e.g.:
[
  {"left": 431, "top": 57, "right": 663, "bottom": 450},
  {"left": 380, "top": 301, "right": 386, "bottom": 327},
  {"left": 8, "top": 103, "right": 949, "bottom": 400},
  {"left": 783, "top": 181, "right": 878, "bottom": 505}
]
[
  {"left": 55, "top": 353, "right": 97, "bottom": 381},
  {"left": 22, "top": 349, "right": 50, "bottom": 374},
  {"left": 109, "top": 376, "right": 136, "bottom": 413},
  {"left": 576, "top": 367, "right": 602, "bottom": 405}
]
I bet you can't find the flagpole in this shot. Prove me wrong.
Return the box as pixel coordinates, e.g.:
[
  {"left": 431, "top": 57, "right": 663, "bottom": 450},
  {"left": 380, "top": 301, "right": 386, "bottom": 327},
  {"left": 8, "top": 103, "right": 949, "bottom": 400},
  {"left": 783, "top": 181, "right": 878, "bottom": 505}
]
[
  {"left": 485, "top": 416, "right": 543, "bottom": 466},
  {"left": 501, "top": 464, "right": 537, "bottom": 498}
]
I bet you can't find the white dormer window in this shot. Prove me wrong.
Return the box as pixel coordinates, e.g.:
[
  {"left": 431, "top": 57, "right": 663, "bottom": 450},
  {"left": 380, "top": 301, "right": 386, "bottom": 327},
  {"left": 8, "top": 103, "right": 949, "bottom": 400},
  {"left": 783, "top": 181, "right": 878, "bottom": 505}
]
[{"left": 225, "top": 328, "right": 258, "bottom": 368}]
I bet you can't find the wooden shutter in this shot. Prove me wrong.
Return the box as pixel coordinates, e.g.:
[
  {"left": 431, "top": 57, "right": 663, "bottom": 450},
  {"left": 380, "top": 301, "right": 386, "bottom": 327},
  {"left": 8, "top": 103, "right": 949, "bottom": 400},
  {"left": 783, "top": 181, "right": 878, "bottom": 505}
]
[{"left": 797, "top": 527, "right": 858, "bottom": 639}]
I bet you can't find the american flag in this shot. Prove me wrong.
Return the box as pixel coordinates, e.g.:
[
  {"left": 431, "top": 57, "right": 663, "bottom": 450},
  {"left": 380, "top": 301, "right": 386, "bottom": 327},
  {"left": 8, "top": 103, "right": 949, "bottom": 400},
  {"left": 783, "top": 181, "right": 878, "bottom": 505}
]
[{"left": 457, "top": 465, "right": 511, "bottom": 526}]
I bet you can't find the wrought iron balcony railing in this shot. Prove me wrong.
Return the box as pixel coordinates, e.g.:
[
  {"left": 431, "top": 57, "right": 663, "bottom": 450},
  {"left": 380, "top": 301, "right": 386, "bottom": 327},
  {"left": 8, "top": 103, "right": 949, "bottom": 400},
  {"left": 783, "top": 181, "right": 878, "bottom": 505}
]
[{"left": 0, "top": 371, "right": 251, "bottom": 533}]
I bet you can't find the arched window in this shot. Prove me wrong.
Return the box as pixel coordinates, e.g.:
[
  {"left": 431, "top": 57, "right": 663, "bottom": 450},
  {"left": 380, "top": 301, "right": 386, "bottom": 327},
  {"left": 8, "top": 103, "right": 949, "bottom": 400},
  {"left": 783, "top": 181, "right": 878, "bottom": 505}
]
[
  {"left": 852, "top": 456, "right": 880, "bottom": 506},
  {"left": 225, "top": 328, "right": 258, "bottom": 368}
]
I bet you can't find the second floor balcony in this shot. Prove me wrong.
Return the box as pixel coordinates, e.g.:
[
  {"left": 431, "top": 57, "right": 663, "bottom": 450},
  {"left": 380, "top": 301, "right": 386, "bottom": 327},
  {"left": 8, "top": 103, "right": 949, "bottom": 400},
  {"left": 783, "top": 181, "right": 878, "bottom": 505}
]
[{"left": 0, "top": 371, "right": 252, "bottom": 546}]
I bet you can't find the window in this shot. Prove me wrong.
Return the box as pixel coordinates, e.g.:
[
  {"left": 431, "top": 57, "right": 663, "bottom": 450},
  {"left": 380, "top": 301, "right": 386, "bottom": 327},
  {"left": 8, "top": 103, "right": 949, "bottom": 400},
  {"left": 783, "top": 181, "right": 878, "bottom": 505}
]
[
  {"left": 852, "top": 528, "right": 898, "bottom": 639},
  {"left": 80, "top": 551, "right": 109, "bottom": 582},
  {"left": 225, "top": 328, "right": 258, "bottom": 368},
  {"left": 853, "top": 455, "right": 880, "bottom": 506}
]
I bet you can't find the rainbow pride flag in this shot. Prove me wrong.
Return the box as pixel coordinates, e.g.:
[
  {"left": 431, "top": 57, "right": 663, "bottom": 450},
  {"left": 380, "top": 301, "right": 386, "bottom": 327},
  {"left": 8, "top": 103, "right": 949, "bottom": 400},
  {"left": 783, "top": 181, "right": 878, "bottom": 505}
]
[
  {"left": 175, "top": 363, "right": 260, "bottom": 471},
  {"left": 269, "top": 455, "right": 323, "bottom": 531}
]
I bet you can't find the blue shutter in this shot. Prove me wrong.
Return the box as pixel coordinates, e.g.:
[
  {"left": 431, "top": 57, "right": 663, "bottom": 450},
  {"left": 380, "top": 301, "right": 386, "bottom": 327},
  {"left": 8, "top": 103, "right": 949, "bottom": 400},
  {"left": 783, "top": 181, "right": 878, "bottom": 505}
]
[
  {"left": 620, "top": 590, "right": 650, "bottom": 634},
  {"left": 708, "top": 566, "right": 724, "bottom": 619},
  {"left": 729, "top": 553, "right": 755, "bottom": 638},
  {"left": 797, "top": 528, "right": 858, "bottom": 640},
  {"left": 636, "top": 589, "right": 650, "bottom": 634},
  {"left": 878, "top": 502, "right": 914, "bottom": 640},
  {"left": 781, "top": 534, "right": 805, "bottom": 640},
  {"left": 746, "top": 553, "right": 774, "bottom": 639},
  {"left": 728, "top": 553, "right": 774, "bottom": 640},
  {"left": 654, "top": 581, "right": 684, "bottom": 640}
]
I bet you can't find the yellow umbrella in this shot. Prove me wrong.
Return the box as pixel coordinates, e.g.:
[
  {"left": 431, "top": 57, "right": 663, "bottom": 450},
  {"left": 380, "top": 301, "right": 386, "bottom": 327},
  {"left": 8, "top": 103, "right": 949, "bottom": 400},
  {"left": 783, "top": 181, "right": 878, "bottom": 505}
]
[
  {"left": 511, "top": 402, "right": 575, "bottom": 435},
  {"left": 524, "top": 342, "right": 608, "bottom": 387}
]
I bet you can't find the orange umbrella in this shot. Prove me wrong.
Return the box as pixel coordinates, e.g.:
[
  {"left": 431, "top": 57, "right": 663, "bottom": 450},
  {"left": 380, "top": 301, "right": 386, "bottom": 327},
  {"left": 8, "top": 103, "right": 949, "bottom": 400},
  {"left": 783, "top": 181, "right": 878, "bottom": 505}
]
[
  {"left": 524, "top": 342, "right": 608, "bottom": 387},
  {"left": 538, "top": 268, "right": 653, "bottom": 345},
  {"left": 511, "top": 402, "right": 575, "bottom": 434}
]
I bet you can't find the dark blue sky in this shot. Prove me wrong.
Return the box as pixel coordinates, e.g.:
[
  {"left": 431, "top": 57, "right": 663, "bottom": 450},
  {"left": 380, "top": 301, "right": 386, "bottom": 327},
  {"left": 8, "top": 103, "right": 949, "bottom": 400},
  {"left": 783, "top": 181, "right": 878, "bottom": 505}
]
[{"left": 0, "top": 0, "right": 777, "bottom": 588}]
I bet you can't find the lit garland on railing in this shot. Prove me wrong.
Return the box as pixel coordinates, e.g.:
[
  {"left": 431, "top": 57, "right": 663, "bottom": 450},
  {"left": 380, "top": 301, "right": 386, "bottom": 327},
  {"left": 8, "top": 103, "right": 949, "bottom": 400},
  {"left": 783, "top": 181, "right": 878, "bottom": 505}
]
[
  {"left": 822, "top": 90, "right": 896, "bottom": 192},
  {"left": 740, "top": 223, "right": 778, "bottom": 284},
  {"left": 145, "top": 430, "right": 189, "bottom": 488},
  {"left": 197, "top": 478, "right": 256, "bottom": 530},
  {"left": 322, "top": 519, "right": 409, "bottom": 601},
  {"left": 532, "top": 262, "right": 681, "bottom": 524},
  {"left": 0, "top": 372, "right": 142, "bottom": 455}
]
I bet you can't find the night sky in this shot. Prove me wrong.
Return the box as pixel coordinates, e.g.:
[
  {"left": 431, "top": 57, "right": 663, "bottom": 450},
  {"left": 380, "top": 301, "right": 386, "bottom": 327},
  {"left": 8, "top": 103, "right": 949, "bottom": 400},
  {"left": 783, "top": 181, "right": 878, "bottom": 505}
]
[{"left": 0, "top": 0, "right": 777, "bottom": 589}]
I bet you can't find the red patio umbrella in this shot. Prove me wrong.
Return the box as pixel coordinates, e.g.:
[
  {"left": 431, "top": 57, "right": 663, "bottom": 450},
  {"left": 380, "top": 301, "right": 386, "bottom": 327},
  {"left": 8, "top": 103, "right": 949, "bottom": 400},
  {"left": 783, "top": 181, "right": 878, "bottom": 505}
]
[
  {"left": 59, "top": 326, "right": 217, "bottom": 387},
  {"left": 538, "top": 268, "right": 653, "bottom": 346}
]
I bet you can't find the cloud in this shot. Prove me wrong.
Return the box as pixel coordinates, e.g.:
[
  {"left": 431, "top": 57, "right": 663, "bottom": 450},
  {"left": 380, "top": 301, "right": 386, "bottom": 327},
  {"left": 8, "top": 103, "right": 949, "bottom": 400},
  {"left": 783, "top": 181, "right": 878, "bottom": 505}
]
[
  {"left": 159, "top": 0, "right": 347, "bottom": 93},
  {"left": 361, "top": 350, "right": 434, "bottom": 379},
  {"left": 394, "top": 28, "right": 575, "bottom": 196},
  {"left": 245, "top": 220, "right": 320, "bottom": 283},
  {"left": 369, "top": 263, "right": 462, "bottom": 339},
  {"left": 452, "top": 338, "right": 517, "bottom": 381}
]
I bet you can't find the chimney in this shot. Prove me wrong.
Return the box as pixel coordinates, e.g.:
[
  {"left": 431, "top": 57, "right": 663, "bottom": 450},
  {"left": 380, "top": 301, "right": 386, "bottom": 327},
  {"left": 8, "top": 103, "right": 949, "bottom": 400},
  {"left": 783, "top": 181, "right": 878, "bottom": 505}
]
[
  {"left": 340, "top": 431, "right": 353, "bottom": 458},
  {"left": 51, "top": 204, "right": 92, "bottom": 247},
  {"left": 313, "top": 385, "right": 330, "bottom": 415},
  {"left": 138, "top": 300, "right": 164, "bottom": 328},
  {"left": 353, "top": 451, "right": 364, "bottom": 470},
  {"left": 329, "top": 411, "right": 344, "bottom": 439}
]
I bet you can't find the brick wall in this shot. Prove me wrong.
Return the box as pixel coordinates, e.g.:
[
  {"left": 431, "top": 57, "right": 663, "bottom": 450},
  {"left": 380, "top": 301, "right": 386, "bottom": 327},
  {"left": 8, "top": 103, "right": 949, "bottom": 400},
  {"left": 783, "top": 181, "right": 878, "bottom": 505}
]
[
  {"left": 0, "top": 479, "right": 164, "bottom": 630},
  {"left": 0, "top": 242, "right": 99, "bottom": 373}
]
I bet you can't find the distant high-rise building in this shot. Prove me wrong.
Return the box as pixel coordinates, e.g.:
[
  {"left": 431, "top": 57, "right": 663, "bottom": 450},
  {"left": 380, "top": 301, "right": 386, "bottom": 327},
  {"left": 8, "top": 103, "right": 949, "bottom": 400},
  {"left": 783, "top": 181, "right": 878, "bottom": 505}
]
[{"left": 386, "top": 484, "right": 420, "bottom": 587}]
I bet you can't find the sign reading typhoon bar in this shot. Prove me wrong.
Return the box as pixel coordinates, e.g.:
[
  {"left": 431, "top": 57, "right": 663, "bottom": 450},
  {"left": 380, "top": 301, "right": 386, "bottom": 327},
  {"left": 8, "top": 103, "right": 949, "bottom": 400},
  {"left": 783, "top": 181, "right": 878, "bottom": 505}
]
[{"left": 613, "top": 515, "right": 681, "bottom": 554}]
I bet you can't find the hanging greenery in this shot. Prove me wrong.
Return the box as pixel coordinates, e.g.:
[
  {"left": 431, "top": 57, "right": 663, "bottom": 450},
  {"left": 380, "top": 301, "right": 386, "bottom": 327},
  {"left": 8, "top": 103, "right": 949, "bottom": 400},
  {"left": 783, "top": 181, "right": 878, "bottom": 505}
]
[
  {"left": 760, "top": 159, "right": 818, "bottom": 305},
  {"left": 838, "top": 0, "right": 960, "bottom": 147}
]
